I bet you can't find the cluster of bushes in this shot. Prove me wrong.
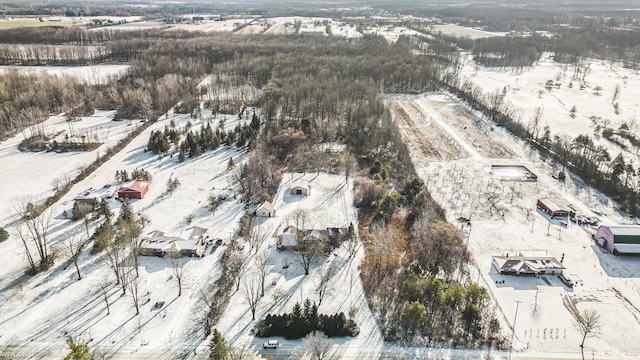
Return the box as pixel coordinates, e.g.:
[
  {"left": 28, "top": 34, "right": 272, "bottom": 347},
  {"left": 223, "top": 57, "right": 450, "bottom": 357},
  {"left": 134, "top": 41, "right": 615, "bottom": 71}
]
[{"left": 254, "top": 299, "right": 359, "bottom": 339}]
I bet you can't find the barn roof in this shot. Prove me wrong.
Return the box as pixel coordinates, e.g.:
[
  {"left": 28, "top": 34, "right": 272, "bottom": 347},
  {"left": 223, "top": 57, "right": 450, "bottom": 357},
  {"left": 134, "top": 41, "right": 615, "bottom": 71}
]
[
  {"left": 538, "top": 197, "right": 566, "bottom": 212},
  {"left": 119, "top": 180, "right": 149, "bottom": 192},
  {"left": 605, "top": 225, "right": 640, "bottom": 244}
]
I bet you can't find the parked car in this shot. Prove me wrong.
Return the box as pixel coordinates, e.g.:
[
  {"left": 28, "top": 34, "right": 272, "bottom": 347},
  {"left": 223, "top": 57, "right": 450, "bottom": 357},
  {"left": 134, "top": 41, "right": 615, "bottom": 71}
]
[{"left": 263, "top": 340, "right": 280, "bottom": 349}]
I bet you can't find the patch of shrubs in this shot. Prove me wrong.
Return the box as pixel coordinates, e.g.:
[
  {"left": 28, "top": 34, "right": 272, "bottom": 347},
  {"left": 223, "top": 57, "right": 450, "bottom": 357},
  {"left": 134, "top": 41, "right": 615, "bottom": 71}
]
[{"left": 254, "top": 299, "right": 359, "bottom": 339}]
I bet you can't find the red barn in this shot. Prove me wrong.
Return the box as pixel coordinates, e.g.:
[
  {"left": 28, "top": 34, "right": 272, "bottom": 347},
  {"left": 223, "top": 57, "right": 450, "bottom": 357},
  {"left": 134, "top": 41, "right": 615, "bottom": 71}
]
[
  {"left": 117, "top": 180, "right": 149, "bottom": 199},
  {"left": 536, "top": 197, "right": 569, "bottom": 218}
]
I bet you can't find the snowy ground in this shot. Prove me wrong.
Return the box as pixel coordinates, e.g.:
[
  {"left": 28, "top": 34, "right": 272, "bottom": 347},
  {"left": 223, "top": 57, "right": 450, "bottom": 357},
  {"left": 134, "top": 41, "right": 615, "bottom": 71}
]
[
  {"left": 462, "top": 53, "right": 640, "bottom": 167},
  {"left": 0, "top": 107, "right": 250, "bottom": 358},
  {"left": 0, "top": 110, "right": 139, "bottom": 226},
  {"left": 0, "top": 65, "right": 130, "bottom": 84},
  {"left": 363, "top": 25, "right": 422, "bottom": 43},
  {"left": 389, "top": 91, "right": 640, "bottom": 359},
  {"left": 431, "top": 24, "right": 504, "bottom": 39}
]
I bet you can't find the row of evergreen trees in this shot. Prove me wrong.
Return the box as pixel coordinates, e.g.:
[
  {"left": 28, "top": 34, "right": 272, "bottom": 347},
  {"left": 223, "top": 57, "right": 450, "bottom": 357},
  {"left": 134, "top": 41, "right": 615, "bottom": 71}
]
[
  {"left": 147, "top": 112, "right": 260, "bottom": 160},
  {"left": 254, "top": 299, "right": 358, "bottom": 339}
]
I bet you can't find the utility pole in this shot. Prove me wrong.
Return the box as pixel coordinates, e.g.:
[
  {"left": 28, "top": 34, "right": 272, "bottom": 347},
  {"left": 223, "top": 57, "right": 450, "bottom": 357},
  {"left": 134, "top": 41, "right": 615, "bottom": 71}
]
[{"left": 509, "top": 300, "right": 523, "bottom": 360}]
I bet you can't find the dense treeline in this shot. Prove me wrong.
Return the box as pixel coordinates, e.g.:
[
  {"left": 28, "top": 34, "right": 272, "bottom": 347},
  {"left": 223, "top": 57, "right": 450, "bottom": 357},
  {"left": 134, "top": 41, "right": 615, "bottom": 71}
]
[
  {"left": 0, "top": 70, "right": 95, "bottom": 139},
  {"left": 472, "top": 36, "right": 544, "bottom": 68}
]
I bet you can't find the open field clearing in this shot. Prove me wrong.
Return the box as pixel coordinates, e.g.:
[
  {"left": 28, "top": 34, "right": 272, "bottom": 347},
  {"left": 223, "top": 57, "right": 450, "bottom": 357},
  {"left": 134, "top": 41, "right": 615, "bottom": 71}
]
[
  {"left": 0, "top": 18, "right": 78, "bottom": 29},
  {"left": 363, "top": 25, "right": 422, "bottom": 43},
  {"left": 0, "top": 65, "right": 129, "bottom": 84},
  {"left": 169, "top": 19, "right": 249, "bottom": 33},
  {"left": 392, "top": 92, "right": 640, "bottom": 359},
  {"left": 330, "top": 23, "right": 362, "bottom": 38},
  {"left": 462, "top": 54, "right": 640, "bottom": 167},
  {"left": 431, "top": 24, "right": 505, "bottom": 39}
]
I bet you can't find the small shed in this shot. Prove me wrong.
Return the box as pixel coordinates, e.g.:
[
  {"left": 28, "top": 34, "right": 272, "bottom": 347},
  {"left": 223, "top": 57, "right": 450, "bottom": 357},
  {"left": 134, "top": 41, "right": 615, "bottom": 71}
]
[
  {"left": 255, "top": 201, "right": 275, "bottom": 217},
  {"left": 118, "top": 180, "right": 149, "bottom": 199},
  {"left": 290, "top": 184, "right": 311, "bottom": 196},
  {"left": 536, "top": 197, "right": 569, "bottom": 218}
]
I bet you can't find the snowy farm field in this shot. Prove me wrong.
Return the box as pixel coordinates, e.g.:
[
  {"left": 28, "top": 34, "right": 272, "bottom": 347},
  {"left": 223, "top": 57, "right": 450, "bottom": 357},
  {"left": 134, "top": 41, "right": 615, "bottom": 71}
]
[
  {"left": 363, "top": 25, "right": 421, "bottom": 43},
  {"left": 431, "top": 24, "right": 504, "bottom": 39},
  {"left": 0, "top": 65, "right": 130, "bottom": 84},
  {"left": 462, "top": 55, "right": 640, "bottom": 166},
  {"left": 390, "top": 92, "right": 640, "bottom": 359},
  {"left": 0, "top": 111, "right": 138, "bottom": 225},
  {"left": 0, "top": 17, "right": 76, "bottom": 29},
  {"left": 0, "top": 108, "right": 251, "bottom": 358}
]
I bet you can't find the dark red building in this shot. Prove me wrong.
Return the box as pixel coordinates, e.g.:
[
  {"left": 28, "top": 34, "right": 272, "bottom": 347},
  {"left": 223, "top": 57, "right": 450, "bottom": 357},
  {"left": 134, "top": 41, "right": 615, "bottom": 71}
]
[
  {"left": 537, "top": 197, "right": 569, "bottom": 218},
  {"left": 117, "top": 180, "right": 149, "bottom": 199}
]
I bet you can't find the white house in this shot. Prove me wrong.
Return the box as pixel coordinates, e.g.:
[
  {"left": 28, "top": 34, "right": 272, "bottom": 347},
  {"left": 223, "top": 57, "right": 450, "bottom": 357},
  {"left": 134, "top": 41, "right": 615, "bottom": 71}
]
[
  {"left": 290, "top": 184, "right": 311, "bottom": 196},
  {"left": 255, "top": 201, "right": 275, "bottom": 217}
]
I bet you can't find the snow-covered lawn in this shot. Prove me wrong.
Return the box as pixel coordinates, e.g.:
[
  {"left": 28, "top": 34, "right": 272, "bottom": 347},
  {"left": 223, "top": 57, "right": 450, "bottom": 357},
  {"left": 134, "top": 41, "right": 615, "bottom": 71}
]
[
  {"left": 0, "top": 108, "right": 249, "bottom": 358},
  {"left": 0, "top": 111, "right": 139, "bottom": 226}
]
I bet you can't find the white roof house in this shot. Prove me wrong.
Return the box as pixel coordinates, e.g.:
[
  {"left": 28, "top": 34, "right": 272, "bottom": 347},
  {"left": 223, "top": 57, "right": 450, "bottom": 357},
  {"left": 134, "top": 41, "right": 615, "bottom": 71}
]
[
  {"left": 492, "top": 255, "right": 565, "bottom": 275},
  {"left": 138, "top": 227, "right": 207, "bottom": 257},
  {"left": 255, "top": 201, "right": 275, "bottom": 217}
]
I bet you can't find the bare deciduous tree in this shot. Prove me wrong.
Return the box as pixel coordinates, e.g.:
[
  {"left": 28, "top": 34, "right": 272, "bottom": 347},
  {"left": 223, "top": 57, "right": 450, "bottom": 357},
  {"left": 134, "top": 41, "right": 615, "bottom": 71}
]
[
  {"left": 228, "top": 341, "right": 259, "bottom": 360},
  {"left": 316, "top": 263, "right": 337, "bottom": 307},
  {"left": 13, "top": 200, "right": 54, "bottom": 273},
  {"left": 292, "top": 331, "right": 334, "bottom": 360},
  {"left": 612, "top": 84, "right": 621, "bottom": 104},
  {"left": 127, "top": 272, "right": 142, "bottom": 315},
  {"left": 255, "top": 250, "right": 271, "bottom": 297},
  {"left": 575, "top": 309, "right": 602, "bottom": 348},
  {"left": 62, "top": 229, "right": 85, "bottom": 281},
  {"left": 168, "top": 250, "right": 186, "bottom": 297},
  {"left": 243, "top": 216, "right": 269, "bottom": 255},
  {"left": 288, "top": 210, "right": 325, "bottom": 275},
  {"left": 104, "top": 239, "right": 125, "bottom": 290},
  {"left": 119, "top": 218, "right": 142, "bottom": 278},
  {"left": 197, "top": 288, "right": 216, "bottom": 338},
  {"left": 99, "top": 280, "right": 111, "bottom": 315},
  {"left": 241, "top": 273, "right": 261, "bottom": 320},
  {"left": 295, "top": 234, "right": 326, "bottom": 276}
]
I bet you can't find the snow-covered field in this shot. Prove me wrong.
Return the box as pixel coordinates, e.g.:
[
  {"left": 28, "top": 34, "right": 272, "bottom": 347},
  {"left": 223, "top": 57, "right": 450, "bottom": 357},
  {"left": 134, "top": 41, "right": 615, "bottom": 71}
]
[
  {"left": 389, "top": 91, "right": 640, "bottom": 359},
  {"left": 0, "top": 111, "right": 139, "bottom": 226},
  {"left": 463, "top": 54, "right": 640, "bottom": 167},
  {"left": 363, "top": 25, "right": 422, "bottom": 43},
  {"left": 0, "top": 65, "right": 130, "bottom": 84},
  {"left": 431, "top": 24, "right": 504, "bottom": 39}
]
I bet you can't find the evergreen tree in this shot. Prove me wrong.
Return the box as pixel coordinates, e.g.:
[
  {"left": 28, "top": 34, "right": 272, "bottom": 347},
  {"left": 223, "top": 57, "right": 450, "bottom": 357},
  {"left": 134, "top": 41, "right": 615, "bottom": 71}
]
[
  {"left": 63, "top": 337, "right": 91, "bottom": 360},
  {"left": 208, "top": 328, "right": 229, "bottom": 360},
  {"left": 118, "top": 198, "right": 134, "bottom": 224},
  {"left": 99, "top": 199, "right": 112, "bottom": 221},
  {"left": 0, "top": 227, "right": 8, "bottom": 242}
]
